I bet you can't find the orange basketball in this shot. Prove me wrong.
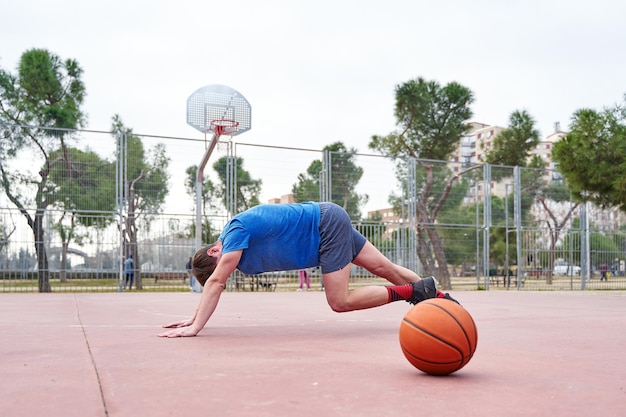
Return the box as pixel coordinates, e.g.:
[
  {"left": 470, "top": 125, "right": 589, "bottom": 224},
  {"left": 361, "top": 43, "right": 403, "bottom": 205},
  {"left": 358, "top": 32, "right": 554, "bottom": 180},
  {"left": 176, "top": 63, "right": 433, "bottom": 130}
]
[{"left": 399, "top": 298, "right": 478, "bottom": 375}]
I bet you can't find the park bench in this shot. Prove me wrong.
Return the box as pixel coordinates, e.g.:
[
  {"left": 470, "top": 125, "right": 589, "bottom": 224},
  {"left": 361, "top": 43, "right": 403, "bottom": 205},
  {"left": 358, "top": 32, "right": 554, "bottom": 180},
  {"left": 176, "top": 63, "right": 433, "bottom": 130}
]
[
  {"left": 251, "top": 274, "right": 278, "bottom": 291},
  {"left": 230, "top": 274, "right": 277, "bottom": 291},
  {"left": 490, "top": 274, "right": 526, "bottom": 288}
]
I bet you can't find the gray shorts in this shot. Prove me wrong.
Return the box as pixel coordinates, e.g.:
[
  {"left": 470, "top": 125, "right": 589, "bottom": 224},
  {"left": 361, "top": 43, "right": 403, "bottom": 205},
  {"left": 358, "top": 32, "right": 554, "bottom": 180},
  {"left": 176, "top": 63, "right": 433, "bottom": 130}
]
[{"left": 318, "top": 202, "right": 367, "bottom": 274}]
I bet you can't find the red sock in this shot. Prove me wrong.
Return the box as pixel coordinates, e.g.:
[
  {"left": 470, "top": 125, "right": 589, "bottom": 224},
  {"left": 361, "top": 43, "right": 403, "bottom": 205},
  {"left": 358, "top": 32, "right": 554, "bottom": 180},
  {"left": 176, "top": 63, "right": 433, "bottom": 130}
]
[{"left": 386, "top": 284, "right": 413, "bottom": 303}]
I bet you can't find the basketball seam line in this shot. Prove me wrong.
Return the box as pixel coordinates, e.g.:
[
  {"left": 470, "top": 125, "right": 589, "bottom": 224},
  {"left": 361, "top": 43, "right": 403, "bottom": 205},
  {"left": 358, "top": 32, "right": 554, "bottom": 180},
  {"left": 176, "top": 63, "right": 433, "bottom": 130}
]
[
  {"left": 425, "top": 300, "right": 477, "bottom": 353},
  {"left": 401, "top": 317, "right": 467, "bottom": 365}
]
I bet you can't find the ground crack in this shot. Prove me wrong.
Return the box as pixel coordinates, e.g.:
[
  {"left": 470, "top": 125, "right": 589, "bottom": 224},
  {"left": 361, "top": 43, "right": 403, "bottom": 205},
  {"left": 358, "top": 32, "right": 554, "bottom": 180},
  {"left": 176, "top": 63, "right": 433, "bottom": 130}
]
[{"left": 74, "top": 294, "right": 109, "bottom": 417}]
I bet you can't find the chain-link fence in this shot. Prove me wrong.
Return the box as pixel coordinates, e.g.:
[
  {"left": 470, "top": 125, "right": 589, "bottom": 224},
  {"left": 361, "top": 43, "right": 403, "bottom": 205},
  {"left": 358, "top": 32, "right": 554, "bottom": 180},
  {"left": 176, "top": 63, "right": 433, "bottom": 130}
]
[{"left": 1, "top": 125, "right": 625, "bottom": 292}]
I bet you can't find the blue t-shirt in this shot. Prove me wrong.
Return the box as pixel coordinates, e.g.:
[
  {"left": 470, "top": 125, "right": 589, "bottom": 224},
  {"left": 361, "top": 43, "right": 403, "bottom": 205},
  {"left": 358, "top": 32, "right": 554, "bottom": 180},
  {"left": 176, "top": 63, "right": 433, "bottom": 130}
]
[
  {"left": 124, "top": 257, "right": 133, "bottom": 273},
  {"left": 219, "top": 202, "right": 321, "bottom": 275}
]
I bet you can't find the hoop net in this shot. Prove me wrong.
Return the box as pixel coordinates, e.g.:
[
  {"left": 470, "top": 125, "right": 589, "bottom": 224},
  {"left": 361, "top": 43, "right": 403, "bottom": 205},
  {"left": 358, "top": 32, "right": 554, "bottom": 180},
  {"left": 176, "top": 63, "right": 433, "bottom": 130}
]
[{"left": 209, "top": 119, "right": 239, "bottom": 136}]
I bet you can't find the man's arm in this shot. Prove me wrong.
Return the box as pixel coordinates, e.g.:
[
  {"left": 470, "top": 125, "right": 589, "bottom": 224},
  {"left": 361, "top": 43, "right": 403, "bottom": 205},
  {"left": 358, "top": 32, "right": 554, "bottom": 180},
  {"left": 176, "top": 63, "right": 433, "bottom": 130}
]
[{"left": 158, "top": 250, "right": 242, "bottom": 338}]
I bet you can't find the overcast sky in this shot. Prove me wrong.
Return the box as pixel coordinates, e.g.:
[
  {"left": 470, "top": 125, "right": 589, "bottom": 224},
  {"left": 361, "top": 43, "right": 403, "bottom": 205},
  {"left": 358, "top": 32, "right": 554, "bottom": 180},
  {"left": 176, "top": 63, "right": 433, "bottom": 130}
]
[
  {"left": 4, "top": 0, "right": 626, "bottom": 144},
  {"left": 2, "top": 0, "right": 626, "bottom": 213}
]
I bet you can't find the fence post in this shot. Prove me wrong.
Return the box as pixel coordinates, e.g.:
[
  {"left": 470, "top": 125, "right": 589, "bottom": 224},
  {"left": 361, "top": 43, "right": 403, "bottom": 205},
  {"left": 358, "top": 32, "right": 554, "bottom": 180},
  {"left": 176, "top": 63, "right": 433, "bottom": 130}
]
[
  {"left": 514, "top": 166, "right": 523, "bottom": 290},
  {"left": 407, "top": 158, "right": 418, "bottom": 273},
  {"left": 580, "top": 202, "right": 589, "bottom": 289},
  {"left": 116, "top": 131, "right": 126, "bottom": 292},
  {"left": 483, "top": 164, "right": 492, "bottom": 290}
]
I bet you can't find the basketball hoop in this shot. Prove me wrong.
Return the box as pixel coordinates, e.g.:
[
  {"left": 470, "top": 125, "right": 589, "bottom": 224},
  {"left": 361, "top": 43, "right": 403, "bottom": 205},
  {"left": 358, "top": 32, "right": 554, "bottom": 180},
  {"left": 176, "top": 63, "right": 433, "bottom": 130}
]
[
  {"left": 210, "top": 119, "right": 239, "bottom": 136},
  {"left": 187, "top": 84, "right": 251, "bottom": 136},
  {"left": 187, "top": 84, "right": 251, "bottom": 255}
]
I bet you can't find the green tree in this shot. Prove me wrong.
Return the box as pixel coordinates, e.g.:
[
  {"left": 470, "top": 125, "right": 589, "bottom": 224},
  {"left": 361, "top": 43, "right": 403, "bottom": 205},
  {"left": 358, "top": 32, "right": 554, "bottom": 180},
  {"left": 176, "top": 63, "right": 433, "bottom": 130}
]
[
  {"left": 369, "top": 77, "right": 475, "bottom": 289},
  {"left": 112, "top": 115, "right": 170, "bottom": 290},
  {"left": 0, "top": 48, "right": 86, "bottom": 292},
  {"left": 212, "top": 156, "right": 261, "bottom": 215},
  {"left": 292, "top": 159, "right": 323, "bottom": 202},
  {"left": 552, "top": 97, "right": 626, "bottom": 210},
  {"left": 327, "top": 143, "right": 368, "bottom": 220},
  {"left": 0, "top": 217, "right": 16, "bottom": 268},
  {"left": 436, "top": 180, "right": 479, "bottom": 277},
  {"left": 558, "top": 218, "right": 620, "bottom": 270},
  {"left": 184, "top": 165, "right": 220, "bottom": 244},
  {"left": 485, "top": 110, "right": 540, "bottom": 170},
  {"left": 354, "top": 211, "right": 386, "bottom": 248},
  {"left": 484, "top": 110, "right": 545, "bottom": 195},
  {"left": 485, "top": 110, "right": 581, "bottom": 283},
  {"left": 534, "top": 180, "right": 580, "bottom": 284},
  {"left": 47, "top": 147, "right": 116, "bottom": 280},
  {"left": 292, "top": 142, "right": 367, "bottom": 220},
  {"left": 370, "top": 78, "right": 474, "bottom": 161}
]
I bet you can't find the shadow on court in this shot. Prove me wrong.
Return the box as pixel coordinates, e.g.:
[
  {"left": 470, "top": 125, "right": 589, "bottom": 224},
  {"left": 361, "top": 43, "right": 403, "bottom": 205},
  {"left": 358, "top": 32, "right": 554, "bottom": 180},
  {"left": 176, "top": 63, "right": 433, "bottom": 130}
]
[{"left": 1, "top": 291, "right": 624, "bottom": 417}]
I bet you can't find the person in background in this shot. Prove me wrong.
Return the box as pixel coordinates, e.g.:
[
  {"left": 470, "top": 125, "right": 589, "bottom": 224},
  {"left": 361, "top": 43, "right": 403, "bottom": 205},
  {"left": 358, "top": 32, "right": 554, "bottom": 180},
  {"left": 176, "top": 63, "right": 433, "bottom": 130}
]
[
  {"left": 187, "top": 256, "right": 202, "bottom": 292},
  {"left": 124, "top": 255, "right": 134, "bottom": 290},
  {"left": 186, "top": 257, "right": 193, "bottom": 285},
  {"left": 599, "top": 264, "right": 609, "bottom": 281},
  {"left": 298, "top": 267, "right": 311, "bottom": 291}
]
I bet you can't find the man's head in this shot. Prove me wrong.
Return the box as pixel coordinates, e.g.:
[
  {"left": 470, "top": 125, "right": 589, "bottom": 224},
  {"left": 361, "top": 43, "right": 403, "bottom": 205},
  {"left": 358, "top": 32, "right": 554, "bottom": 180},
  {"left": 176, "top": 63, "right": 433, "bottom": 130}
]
[{"left": 191, "top": 243, "right": 220, "bottom": 286}]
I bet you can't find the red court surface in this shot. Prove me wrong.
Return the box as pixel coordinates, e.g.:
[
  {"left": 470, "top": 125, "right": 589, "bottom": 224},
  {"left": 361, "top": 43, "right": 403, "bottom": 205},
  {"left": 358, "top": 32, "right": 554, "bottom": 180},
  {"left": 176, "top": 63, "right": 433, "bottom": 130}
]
[{"left": 1, "top": 290, "right": 625, "bottom": 417}]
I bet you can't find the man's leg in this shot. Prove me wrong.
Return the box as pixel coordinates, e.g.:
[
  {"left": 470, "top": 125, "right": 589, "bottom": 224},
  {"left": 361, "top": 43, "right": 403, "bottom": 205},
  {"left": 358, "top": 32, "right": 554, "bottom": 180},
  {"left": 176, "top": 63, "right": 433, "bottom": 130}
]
[
  {"left": 322, "top": 265, "right": 441, "bottom": 311},
  {"left": 323, "top": 241, "right": 424, "bottom": 312},
  {"left": 352, "top": 241, "right": 458, "bottom": 305},
  {"left": 322, "top": 264, "right": 390, "bottom": 312},
  {"left": 352, "top": 241, "right": 420, "bottom": 284}
]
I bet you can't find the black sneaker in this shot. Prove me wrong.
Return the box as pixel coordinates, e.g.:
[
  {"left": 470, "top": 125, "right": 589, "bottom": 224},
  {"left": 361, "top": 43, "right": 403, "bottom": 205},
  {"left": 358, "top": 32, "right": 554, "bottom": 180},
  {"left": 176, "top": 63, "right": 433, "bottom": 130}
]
[
  {"left": 406, "top": 276, "right": 439, "bottom": 305},
  {"left": 439, "top": 292, "right": 460, "bottom": 305}
]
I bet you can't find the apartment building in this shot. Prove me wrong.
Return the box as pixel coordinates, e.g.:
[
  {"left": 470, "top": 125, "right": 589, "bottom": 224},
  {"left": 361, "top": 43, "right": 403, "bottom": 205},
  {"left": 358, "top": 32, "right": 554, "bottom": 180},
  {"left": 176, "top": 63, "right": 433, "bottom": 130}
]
[
  {"left": 369, "top": 122, "right": 625, "bottom": 232},
  {"left": 268, "top": 194, "right": 296, "bottom": 204},
  {"left": 369, "top": 122, "right": 567, "bottom": 227},
  {"left": 451, "top": 122, "right": 569, "bottom": 202}
]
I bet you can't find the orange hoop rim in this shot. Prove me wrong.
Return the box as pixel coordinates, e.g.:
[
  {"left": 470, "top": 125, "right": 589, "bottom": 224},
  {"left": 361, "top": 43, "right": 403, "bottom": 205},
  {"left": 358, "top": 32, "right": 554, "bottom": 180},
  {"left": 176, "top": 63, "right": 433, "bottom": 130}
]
[{"left": 210, "top": 119, "right": 239, "bottom": 136}]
